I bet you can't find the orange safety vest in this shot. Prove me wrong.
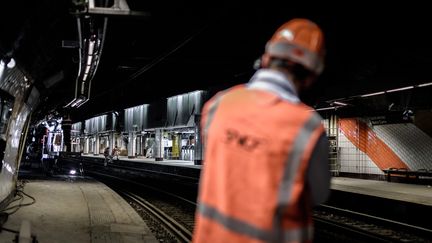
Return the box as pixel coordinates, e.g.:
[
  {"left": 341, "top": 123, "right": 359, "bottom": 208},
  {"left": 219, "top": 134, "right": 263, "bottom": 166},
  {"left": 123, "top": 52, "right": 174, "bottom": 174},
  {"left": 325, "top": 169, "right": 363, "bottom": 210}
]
[{"left": 193, "top": 85, "right": 325, "bottom": 243}]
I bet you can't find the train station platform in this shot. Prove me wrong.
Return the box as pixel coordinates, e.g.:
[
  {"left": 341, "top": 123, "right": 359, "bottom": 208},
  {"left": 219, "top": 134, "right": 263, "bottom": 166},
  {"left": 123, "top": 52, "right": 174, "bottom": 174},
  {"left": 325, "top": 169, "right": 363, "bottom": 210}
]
[
  {"left": 74, "top": 154, "right": 432, "bottom": 221},
  {"left": 331, "top": 177, "right": 432, "bottom": 206},
  {"left": 79, "top": 154, "right": 432, "bottom": 208},
  {"left": 82, "top": 154, "right": 198, "bottom": 168},
  {"left": 329, "top": 177, "right": 432, "bottom": 228},
  {"left": 0, "top": 178, "right": 158, "bottom": 243}
]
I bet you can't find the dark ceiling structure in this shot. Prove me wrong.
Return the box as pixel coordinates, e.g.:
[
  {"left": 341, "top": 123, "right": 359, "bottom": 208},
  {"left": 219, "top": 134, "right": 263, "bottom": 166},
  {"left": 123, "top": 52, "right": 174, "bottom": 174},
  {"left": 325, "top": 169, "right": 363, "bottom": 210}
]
[{"left": 1, "top": 1, "right": 432, "bottom": 124}]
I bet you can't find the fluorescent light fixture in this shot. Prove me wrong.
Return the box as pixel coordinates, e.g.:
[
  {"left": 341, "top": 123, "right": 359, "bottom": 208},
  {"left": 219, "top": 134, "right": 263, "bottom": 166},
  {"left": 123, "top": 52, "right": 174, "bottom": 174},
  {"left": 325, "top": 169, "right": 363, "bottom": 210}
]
[
  {"left": 418, "top": 82, "right": 432, "bottom": 87},
  {"left": 87, "top": 56, "right": 93, "bottom": 65},
  {"left": 71, "top": 98, "right": 85, "bottom": 107},
  {"left": 0, "top": 58, "right": 16, "bottom": 68},
  {"left": 0, "top": 64, "right": 4, "bottom": 81},
  {"left": 88, "top": 40, "right": 95, "bottom": 54},
  {"left": 66, "top": 96, "right": 87, "bottom": 108},
  {"left": 386, "top": 86, "right": 414, "bottom": 93},
  {"left": 75, "top": 98, "right": 89, "bottom": 108},
  {"left": 359, "top": 82, "right": 431, "bottom": 99},
  {"left": 314, "top": 107, "right": 337, "bottom": 111},
  {"left": 6, "top": 58, "right": 15, "bottom": 68},
  {"left": 360, "top": 91, "right": 385, "bottom": 98},
  {"left": 332, "top": 101, "right": 348, "bottom": 106}
]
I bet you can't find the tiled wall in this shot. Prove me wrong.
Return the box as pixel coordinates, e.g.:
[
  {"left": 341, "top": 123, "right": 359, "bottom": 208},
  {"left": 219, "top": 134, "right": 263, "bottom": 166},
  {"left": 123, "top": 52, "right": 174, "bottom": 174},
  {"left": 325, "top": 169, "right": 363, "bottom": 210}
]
[
  {"left": 339, "top": 119, "right": 408, "bottom": 171},
  {"left": 338, "top": 130, "right": 384, "bottom": 175},
  {"left": 372, "top": 123, "right": 432, "bottom": 170},
  {"left": 337, "top": 118, "right": 432, "bottom": 175}
]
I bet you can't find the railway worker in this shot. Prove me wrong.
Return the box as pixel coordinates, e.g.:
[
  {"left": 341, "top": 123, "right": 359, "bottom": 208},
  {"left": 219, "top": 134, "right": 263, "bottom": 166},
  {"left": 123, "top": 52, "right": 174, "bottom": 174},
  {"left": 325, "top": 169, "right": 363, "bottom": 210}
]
[
  {"left": 192, "top": 18, "right": 331, "bottom": 243},
  {"left": 103, "top": 147, "right": 111, "bottom": 166},
  {"left": 112, "top": 145, "right": 119, "bottom": 161}
]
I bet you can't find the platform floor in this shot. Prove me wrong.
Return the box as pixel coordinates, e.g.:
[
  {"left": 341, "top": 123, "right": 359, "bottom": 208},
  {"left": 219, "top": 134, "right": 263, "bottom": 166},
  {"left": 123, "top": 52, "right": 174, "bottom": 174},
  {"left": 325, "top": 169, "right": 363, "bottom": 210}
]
[
  {"left": 9, "top": 158, "right": 432, "bottom": 242},
  {"left": 0, "top": 178, "right": 158, "bottom": 243},
  {"left": 331, "top": 177, "right": 432, "bottom": 206},
  {"left": 82, "top": 154, "right": 199, "bottom": 168}
]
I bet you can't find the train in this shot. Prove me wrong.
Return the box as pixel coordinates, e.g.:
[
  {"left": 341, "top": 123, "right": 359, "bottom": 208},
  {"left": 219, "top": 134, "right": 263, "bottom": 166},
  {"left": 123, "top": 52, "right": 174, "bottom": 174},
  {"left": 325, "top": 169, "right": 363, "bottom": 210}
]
[{"left": 0, "top": 58, "right": 39, "bottom": 208}]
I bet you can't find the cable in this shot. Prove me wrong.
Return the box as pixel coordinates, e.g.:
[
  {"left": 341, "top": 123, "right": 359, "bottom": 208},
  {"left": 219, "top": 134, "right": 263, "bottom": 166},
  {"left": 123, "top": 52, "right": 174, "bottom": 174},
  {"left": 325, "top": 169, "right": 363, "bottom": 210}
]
[
  {"left": 1, "top": 226, "right": 19, "bottom": 234},
  {"left": 6, "top": 193, "right": 23, "bottom": 205},
  {"left": 0, "top": 180, "right": 39, "bottom": 242},
  {"left": 0, "top": 180, "right": 36, "bottom": 215}
]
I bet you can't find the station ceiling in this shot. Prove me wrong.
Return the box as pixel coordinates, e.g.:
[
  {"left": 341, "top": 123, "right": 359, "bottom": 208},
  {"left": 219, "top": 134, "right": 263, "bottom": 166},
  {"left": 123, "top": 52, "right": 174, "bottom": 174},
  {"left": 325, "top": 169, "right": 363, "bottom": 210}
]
[{"left": 1, "top": 1, "right": 432, "bottom": 123}]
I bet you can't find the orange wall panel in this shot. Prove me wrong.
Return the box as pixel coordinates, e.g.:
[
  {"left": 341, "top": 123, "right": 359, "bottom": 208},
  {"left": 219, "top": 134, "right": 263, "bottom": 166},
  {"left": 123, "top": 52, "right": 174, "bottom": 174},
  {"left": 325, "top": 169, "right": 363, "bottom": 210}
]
[{"left": 339, "top": 119, "right": 409, "bottom": 170}]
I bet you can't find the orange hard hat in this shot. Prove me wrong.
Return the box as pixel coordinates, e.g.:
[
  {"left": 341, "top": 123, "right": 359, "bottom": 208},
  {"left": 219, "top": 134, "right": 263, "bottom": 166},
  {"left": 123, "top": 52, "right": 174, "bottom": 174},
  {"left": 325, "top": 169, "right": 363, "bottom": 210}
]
[{"left": 262, "top": 18, "right": 325, "bottom": 75}]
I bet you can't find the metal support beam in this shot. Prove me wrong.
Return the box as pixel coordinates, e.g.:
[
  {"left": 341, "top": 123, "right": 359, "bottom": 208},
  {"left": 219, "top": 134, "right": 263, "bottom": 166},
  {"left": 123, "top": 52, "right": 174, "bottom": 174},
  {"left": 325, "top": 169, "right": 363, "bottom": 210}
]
[{"left": 87, "top": 0, "right": 150, "bottom": 17}]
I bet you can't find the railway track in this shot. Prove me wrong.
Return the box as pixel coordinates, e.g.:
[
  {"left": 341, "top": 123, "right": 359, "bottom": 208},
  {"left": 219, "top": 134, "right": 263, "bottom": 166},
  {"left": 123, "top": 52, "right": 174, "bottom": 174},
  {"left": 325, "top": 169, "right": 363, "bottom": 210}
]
[
  {"left": 81, "top": 162, "right": 432, "bottom": 242},
  {"left": 120, "top": 191, "right": 193, "bottom": 243},
  {"left": 314, "top": 204, "right": 432, "bottom": 242},
  {"left": 89, "top": 171, "right": 196, "bottom": 242}
]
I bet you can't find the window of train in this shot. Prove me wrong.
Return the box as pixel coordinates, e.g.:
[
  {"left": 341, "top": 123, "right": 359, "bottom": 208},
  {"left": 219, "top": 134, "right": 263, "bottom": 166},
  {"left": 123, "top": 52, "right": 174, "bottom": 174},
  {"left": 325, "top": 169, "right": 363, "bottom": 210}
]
[{"left": 0, "top": 95, "right": 14, "bottom": 172}]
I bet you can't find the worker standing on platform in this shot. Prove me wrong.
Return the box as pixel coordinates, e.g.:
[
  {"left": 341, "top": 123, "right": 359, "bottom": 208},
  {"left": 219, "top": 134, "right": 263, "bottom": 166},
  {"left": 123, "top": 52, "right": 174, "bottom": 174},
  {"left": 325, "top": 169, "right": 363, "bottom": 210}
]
[
  {"left": 112, "top": 145, "right": 119, "bottom": 161},
  {"left": 103, "top": 147, "right": 110, "bottom": 166},
  {"left": 192, "top": 18, "right": 331, "bottom": 243}
]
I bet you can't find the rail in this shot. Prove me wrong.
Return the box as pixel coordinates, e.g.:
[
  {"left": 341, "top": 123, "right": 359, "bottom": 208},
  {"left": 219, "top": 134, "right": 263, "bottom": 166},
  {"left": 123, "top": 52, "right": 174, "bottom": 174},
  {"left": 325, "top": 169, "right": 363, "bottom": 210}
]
[{"left": 314, "top": 204, "right": 432, "bottom": 242}]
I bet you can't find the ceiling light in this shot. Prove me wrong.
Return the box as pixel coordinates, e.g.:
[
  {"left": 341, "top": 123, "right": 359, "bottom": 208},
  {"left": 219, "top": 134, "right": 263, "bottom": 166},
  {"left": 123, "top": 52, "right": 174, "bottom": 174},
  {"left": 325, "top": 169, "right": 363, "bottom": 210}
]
[
  {"left": 0, "top": 57, "right": 15, "bottom": 68},
  {"left": 332, "top": 101, "right": 348, "bottom": 106},
  {"left": 6, "top": 58, "right": 15, "bottom": 68},
  {"left": 360, "top": 91, "right": 385, "bottom": 98},
  {"left": 418, "top": 82, "right": 432, "bottom": 87},
  {"left": 314, "top": 107, "right": 337, "bottom": 111},
  {"left": 386, "top": 86, "right": 414, "bottom": 93}
]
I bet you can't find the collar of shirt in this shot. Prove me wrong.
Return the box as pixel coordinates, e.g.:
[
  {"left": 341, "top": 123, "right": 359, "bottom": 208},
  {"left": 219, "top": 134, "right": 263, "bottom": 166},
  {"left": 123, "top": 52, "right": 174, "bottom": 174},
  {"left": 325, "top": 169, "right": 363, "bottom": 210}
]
[{"left": 247, "top": 69, "right": 300, "bottom": 103}]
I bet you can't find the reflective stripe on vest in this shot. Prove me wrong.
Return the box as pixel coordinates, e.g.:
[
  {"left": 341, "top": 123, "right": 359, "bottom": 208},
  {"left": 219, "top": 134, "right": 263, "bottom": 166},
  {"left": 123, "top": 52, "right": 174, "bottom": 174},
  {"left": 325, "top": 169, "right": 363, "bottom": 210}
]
[
  {"left": 273, "top": 113, "right": 322, "bottom": 242},
  {"left": 198, "top": 113, "right": 322, "bottom": 242},
  {"left": 199, "top": 203, "right": 273, "bottom": 241},
  {"left": 199, "top": 203, "right": 314, "bottom": 242}
]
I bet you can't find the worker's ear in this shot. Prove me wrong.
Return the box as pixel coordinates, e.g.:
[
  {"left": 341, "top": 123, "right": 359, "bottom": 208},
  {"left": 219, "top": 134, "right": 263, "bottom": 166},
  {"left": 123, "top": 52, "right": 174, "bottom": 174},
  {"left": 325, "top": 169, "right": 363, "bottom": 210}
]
[{"left": 258, "top": 54, "right": 271, "bottom": 69}]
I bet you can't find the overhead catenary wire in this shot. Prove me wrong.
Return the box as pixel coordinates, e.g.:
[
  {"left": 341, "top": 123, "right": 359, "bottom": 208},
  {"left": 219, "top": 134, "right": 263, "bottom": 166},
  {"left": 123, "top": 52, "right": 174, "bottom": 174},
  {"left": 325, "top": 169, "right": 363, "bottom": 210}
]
[
  {"left": 127, "top": 26, "right": 206, "bottom": 82},
  {"left": 91, "top": 23, "right": 210, "bottom": 100}
]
